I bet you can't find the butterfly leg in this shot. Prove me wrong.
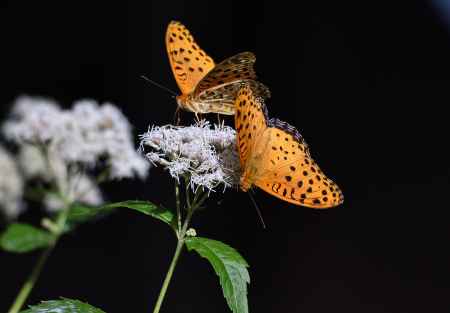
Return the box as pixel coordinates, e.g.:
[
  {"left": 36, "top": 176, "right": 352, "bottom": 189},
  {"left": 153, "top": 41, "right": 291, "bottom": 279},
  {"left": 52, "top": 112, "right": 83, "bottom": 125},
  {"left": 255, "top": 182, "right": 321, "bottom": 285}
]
[
  {"left": 216, "top": 113, "right": 223, "bottom": 126},
  {"left": 173, "top": 106, "right": 181, "bottom": 126},
  {"left": 195, "top": 112, "right": 204, "bottom": 123}
]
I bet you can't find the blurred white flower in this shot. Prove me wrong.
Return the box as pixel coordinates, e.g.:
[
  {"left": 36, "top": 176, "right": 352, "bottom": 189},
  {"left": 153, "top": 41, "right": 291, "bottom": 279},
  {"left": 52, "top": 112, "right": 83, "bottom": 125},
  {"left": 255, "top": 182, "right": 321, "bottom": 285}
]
[
  {"left": 140, "top": 120, "right": 240, "bottom": 192},
  {"left": 2, "top": 95, "right": 65, "bottom": 144},
  {"left": 44, "top": 174, "right": 104, "bottom": 212},
  {"left": 17, "top": 144, "right": 103, "bottom": 212},
  {"left": 64, "top": 100, "right": 150, "bottom": 179},
  {"left": 18, "top": 144, "right": 66, "bottom": 182},
  {"left": 0, "top": 145, "right": 25, "bottom": 219},
  {"left": 2, "top": 96, "right": 149, "bottom": 180}
]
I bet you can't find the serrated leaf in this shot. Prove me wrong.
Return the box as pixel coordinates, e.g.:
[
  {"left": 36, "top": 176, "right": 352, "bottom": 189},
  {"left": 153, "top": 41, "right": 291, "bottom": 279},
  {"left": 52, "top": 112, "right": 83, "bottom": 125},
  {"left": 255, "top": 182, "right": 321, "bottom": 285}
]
[
  {"left": 0, "top": 223, "right": 54, "bottom": 253},
  {"left": 101, "top": 200, "right": 175, "bottom": 226},
  {"left": 21, "top": 298, "right": 106, "bottom": 313},
  {"left": 186, "top": 237, "right": 250, "bottom": 313}
]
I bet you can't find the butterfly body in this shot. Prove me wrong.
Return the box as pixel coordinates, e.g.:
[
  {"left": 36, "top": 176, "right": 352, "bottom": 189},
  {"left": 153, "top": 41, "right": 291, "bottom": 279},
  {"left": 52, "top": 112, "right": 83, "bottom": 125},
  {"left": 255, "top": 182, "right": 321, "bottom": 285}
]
[
  {"left": 175, "top": 84, "right": 240, "bottom": 115},
  {"left": 166, "top": 21, "right": 269, "bottom": 115},
  {"left": 235, "top": 84, "right": 343, "bottom": 209},
  {"left": 175, "top": 93, "right": 208, "bottom": 114}
]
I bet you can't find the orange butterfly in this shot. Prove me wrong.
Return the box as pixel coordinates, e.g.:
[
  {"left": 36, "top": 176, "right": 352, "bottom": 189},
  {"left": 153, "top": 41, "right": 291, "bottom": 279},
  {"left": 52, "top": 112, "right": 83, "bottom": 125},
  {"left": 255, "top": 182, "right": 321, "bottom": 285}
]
[
  {"left": 166, "top": 21, "right": 270, "bottom": 115},
  {"left": 235, "top": 84, "right": 343, "bottom": 208}
]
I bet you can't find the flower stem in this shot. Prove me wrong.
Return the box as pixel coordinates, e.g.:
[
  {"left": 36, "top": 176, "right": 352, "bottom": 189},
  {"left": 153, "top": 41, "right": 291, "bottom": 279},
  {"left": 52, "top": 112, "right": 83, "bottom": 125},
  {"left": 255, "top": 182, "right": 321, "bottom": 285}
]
[
  {"left": 174, "top": 182, "right": 181, "bottom": 234},
  {"left": 151, "top": 239, "right": 184, "bottom": 313},
  {"left": 152, "top": 187, "right": 204, "bottom": 313},
  {"left": 8, "top": 145, "right": 75, "bottom": 313},
  {"left": 7, "top": 241, "right": 55, "bottom": 313},
  {"left": 7, "top": 204, "right": 70, "bottom": 313}
]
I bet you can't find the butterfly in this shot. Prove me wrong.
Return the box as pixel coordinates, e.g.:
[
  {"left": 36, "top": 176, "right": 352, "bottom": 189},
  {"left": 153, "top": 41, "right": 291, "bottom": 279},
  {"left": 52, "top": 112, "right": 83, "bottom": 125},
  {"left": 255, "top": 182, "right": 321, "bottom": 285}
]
[
  {"left": 235, "top": 84, "right": 343, "bottom": 208},
  {"left": 166, "top": 21, "right": 270, "bottom": 116}
]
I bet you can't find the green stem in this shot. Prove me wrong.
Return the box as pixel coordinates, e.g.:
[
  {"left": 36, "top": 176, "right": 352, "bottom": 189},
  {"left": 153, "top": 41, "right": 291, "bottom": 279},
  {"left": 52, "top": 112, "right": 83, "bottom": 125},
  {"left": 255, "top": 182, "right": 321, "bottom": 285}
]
[
  {"left": 152, "top": 187, "right": 204, "bottom": 313},
  {"left": 184, "top": 177, "right": 191, "bottom": 208},
  {"left": 151, "top": 239, "right": 184, "bottom": 313},
  {"left": 152, "top": 216, "right": 193, "bottom": 313},
  {"left": 175, "top": 182, "right": 181, "bottom": 235},
  {"left": 7, "top": 243, "right": 55, "bottom": 313},
  {"left": 8, "top": 145, "right": 75, "bottom": 313},
  {"left": 7, "top": 203, "right": 71, "bottom": 313}
]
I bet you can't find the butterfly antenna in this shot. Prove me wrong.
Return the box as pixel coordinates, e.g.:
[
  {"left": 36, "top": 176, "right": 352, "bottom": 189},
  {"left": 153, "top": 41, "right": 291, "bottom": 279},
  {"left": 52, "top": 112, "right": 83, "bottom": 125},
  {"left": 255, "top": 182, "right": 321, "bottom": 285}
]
[
  {"left": 248, "top": 191, "right": 266, "bottom": 229},
  {"left": 141, "top": 75, "right": 177, "bottom": 97}
]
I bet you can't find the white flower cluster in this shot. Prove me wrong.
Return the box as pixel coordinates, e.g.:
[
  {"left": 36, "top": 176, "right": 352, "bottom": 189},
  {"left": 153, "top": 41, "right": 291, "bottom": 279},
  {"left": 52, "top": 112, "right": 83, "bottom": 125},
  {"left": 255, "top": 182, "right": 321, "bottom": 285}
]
[
  {"left": 2, "top": 96, "right": 149, "bottom": 180},
  {"left": 0, "top": 95, "right": 150, "bottom": 216},
  {"left": 0, "top": 145, "right": 24, "bottom": 219},
  {"left": 139, "top": 120, "right": 240, "bottom": 192}
]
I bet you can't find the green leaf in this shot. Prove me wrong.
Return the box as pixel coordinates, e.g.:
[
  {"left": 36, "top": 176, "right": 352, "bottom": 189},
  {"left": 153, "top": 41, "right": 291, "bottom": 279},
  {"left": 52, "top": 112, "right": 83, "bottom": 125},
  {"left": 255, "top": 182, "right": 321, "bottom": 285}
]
[
  {"left": 101, "top": 200, "right": 175, "bottom": 226},
  {"left": 0, "top": 223, "right": 54, "bottom": 253},
  {"left": 186, "top": 237, "right": 250, "bottom": 313},
  {"left": 67, "top": 203, "right": 115, "bottom": 225},
  {"left": 66, "top": 201, "right": 175, "bottom": 232},
  {"left": 21, "top": 298, "right": 106, "bottom": 313}
]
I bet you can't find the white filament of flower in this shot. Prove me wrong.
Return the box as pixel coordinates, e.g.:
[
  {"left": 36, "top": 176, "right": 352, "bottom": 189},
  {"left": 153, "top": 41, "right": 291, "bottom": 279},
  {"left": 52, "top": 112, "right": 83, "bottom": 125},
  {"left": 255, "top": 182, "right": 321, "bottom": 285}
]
[{"left": 139, "top": 120, "right": 241, "bottom": 193}]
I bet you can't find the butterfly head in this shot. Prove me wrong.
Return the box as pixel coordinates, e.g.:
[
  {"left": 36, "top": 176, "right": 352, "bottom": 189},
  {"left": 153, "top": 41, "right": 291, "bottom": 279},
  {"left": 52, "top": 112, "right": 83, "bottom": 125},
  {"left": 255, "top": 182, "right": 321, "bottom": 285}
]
[
  {"left": 176, "top": 94, "right": 196, "bottom": 112},
  {"left": 175, "top": 94, "right": 187, "bottom": 107},
  {"left": 176, "top": 94, "right": 205, "bottom": 114}
]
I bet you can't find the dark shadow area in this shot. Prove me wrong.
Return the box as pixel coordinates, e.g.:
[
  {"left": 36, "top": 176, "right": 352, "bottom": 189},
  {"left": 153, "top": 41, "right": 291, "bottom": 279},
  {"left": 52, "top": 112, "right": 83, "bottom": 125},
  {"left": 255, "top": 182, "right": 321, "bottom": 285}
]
[{"left": 0, "top": 1, "right": 449, "bottom": 312}]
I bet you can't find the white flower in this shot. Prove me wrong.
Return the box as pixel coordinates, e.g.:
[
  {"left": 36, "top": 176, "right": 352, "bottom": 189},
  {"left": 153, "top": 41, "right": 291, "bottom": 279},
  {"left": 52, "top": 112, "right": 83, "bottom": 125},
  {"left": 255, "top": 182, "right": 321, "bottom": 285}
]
[
  {"left": 0, "top": 145, "right": 25, "bottom": 219},
  {"left": 18, "top": 144, "right": 64, "bottom": 181},
  {"left": 44, "top": 174, "right": 104, "bottom": 212},
  {"left": 2, "top": 96, "right": 149, "bottom": 180},
  {"left": 2, "top": 95, "right": 64, "bottom": 144},
  {"left": 139, "top": 120, "right": 240, "bottom": 192},
  {"left": 65, "top": 100, "right": 150, "bottom": 179},
  {"left": 17, "top": 143, "right": 69, "bottom": 195}
]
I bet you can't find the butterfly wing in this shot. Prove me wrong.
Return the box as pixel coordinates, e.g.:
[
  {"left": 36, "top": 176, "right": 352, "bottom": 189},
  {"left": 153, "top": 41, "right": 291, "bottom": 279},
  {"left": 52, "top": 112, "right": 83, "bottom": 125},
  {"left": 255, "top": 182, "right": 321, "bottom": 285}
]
[
  {"left": 253, "top": 119, "right": 343, "bottom": 208},
  {"left": 197, "top": 80, "right": 271, "bottom": 115},
  {"left": 234, "top": 84, "right": 269, "bottom": 167},
  {"left": 166, "top": 21, "right": 215, "bottom": 95},
  {"left": 194, "top": 52, "right": 269, "bottom": 98},
  {"left": 235, "top": 84, "right": 343, "bottom": 208}
]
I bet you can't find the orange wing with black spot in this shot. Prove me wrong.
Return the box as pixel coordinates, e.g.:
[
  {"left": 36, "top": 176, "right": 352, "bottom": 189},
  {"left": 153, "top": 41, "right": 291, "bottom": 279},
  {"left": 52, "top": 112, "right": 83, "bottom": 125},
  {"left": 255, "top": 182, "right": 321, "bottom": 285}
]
[
  {"left": 253, "top": 119, "right": 343, "bottom": 208},
  {"left": 234, "top": 84, "right": 268, "bottom": 167},
  {"left": 166, "top": 21, "right": 215, "bottom": 95},
  {"left": 235, "top": 84, "right": 343, "bottom": 209}
]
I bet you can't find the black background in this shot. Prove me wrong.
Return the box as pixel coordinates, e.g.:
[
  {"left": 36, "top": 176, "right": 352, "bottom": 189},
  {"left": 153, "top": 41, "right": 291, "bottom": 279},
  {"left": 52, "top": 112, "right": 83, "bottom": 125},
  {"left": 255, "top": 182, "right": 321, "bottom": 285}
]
[{"left": 1, "top": 1, "right": 450, "bottom": 312}]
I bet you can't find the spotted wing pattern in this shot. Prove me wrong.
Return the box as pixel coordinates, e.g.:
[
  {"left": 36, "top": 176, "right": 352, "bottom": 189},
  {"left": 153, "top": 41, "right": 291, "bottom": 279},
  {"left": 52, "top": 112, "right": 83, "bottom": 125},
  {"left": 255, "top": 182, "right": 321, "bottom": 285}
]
[
  {"left": 253, "top": 123, "right": 343, "bottom": 208},
  {"left": 166, "top": 21, "right": 215, "bottom": 95},
  {"left": 194, "top": 52, "right": 259, "bottom": 95},
  {"left": 235, "top": 84, "right": 344, "bottom": 208},
  {"left": 197, "top": 80, "right": 271, "bottom": 115},
  {"left": 234, "top": 84, "right": 269, "bottom": 166}
]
